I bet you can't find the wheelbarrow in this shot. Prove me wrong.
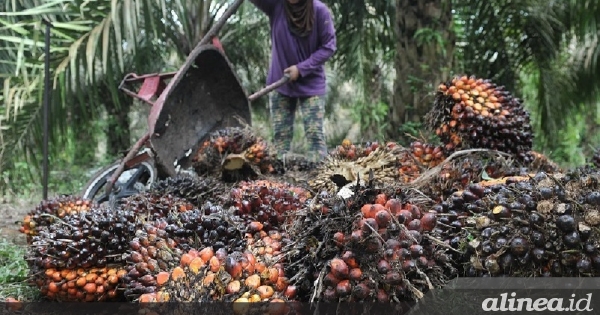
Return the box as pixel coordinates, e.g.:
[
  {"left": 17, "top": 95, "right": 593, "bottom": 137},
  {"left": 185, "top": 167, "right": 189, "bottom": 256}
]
[{"left": 80, "top": 0, "right": 290, "bottom": 204}]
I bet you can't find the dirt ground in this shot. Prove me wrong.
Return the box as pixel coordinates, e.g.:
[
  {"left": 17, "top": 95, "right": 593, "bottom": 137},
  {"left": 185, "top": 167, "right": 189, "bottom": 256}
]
[{"left": 0, "top": 199, "right": 34, "bottom": 246}]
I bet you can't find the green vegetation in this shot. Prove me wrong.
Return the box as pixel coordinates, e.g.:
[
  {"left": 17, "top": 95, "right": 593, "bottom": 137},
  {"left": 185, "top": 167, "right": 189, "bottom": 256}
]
[{"left": 0, "top": 235, "right": 38, "bottom": 301}]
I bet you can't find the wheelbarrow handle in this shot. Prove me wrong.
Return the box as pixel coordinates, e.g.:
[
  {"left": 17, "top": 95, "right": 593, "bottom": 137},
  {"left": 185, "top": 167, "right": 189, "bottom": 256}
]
[
  {"left": 118, "top": 72, "right": 177, "bottom": 106},
  {"left": 248, "top": 74, "right": 291, "bottom": 102},
  {"left": 198, "top": 0, "right": 245, "bottom": 47},
  {"left": 118, "top": 72, "right": 177, "bottom": 89}
]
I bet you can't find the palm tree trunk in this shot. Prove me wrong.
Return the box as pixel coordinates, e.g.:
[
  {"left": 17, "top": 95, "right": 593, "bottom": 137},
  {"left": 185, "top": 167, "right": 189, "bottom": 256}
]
[
  {"left": 390, "top": 0, "right": 454, "bottom": 142},
  {"left": 364, "top": 63, "right": 384, "bottom": 139}
]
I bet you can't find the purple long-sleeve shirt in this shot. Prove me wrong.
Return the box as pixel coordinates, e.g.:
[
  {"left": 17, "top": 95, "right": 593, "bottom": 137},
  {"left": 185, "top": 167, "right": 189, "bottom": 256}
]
[{"left": 249, "top": 0, "right": 337, "bottom": 97}]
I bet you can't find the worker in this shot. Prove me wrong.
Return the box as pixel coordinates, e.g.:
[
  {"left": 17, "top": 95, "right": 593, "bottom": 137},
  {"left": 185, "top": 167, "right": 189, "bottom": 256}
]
[{"left": 249, "top": 0, "right": 337, "bottom": 162}]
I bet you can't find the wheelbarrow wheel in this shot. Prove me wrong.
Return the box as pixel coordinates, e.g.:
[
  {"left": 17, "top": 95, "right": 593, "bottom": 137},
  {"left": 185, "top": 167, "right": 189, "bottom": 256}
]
[{"left": 81, "top": 158, "right": 158, "bottom": 205}]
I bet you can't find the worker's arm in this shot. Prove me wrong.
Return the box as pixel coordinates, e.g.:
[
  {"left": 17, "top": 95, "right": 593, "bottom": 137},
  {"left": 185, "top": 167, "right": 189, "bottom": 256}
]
[
  {"left": 248, "top": 0, "right": 278, "bottom": 16},
  {"left": 297, "top": 7, "right": 337, "bottom": 77}
]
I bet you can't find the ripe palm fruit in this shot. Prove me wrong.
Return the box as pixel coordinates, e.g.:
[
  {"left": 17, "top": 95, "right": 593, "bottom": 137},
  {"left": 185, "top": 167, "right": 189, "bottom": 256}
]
[
  {"left": 245, "top": 227, "right": 292, "bottom": 270},
  {"left": 340, "top": 201, "right": 452, "bottom": 301},
  {"left": 330, "top": 140, "right": 397, "bottom": 162},
  {"left": 244, "top": 139, "right": 270, "bottom": 168},
  {"left": 434, "top": 169, "right": 600, "bottom": 277},
  {"left": 139, "top": 215, "right": 296, "bottom": 302},
  {"left": 222, "top": 139, "right": 279, "bottom": 178},
  {"left": 228, "top": 180, "right": 309, "bottom": 230},
  {"left": 426, "top": 75, "right": 534, "bottom": 162},
  {"left": 435, "top": 157, "right": 483, "bottom": 189},
  {"left": 20, "top": 196, "right": 95, "bottom": 243},
  {"left": 123, "top": 207, "right": 249, "bottom": 301},
  {"left": 199, "top": 127, "right": 257, "bottom": 156},
  {"left": 330, "top": 139, "right": 368, "bottom": 161},
  {"left": 122, "top": 219, "right": 186, "bottom": 300},
  {"left": 32, "top": 266, "right": 127, "bottom": 302},
  {"left": 396, "top": 154, "right": 422, "bottom": 184},
  {"left": 395, "top": 142, "right": 447, "bottom": 184},
  {"left": 192, "top": 127, "right": 277, "bottom": 179},
  {"left": 409, "top": 141, "right": 445, "bottom": 168},
  {"left": 26, "top": 206, "right": 138, "bottom": 270},
  {"left": 146, "top": 239, "right": 291, "bottom": 302},
  {"left": 286, "top": 186, "right": 455, "bottom": 303}
]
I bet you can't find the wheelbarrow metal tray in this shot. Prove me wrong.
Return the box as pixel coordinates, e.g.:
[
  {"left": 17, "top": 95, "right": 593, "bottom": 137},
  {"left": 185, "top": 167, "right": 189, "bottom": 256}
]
[{"left": 149, "top": 45, "right": 251, "bottom": 177}]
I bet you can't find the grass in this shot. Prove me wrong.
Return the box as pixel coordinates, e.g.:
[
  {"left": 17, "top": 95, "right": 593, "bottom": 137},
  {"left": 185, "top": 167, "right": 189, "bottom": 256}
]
[{"left": 0, "top": 233, "right": 39, "bottom": 301}]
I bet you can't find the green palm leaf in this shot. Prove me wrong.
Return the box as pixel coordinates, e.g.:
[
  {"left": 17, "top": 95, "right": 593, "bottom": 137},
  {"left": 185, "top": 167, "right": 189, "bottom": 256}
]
[
  {"left": 453, "top": 0, "right": 600, "bottom": 150},
  {"left": 0, "top": 0, "right": 279, "bottom": 191},
  {"left": 0, "top": 0, "right": 164, "bottom": 186}
]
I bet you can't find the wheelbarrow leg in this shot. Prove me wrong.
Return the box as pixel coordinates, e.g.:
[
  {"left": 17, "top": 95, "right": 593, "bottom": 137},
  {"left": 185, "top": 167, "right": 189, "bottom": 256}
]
[{"left": 105, "top": 133, "right": 151, "bottom": 195}]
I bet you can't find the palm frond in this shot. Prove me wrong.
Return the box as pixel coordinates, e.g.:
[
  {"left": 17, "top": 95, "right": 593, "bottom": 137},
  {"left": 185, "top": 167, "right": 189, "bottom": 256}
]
[
  {"left": 0, "top": 0, "right": 165, "bottom": 178},
  {"left": 0, "top": 0, "right": 275, "bottom": 183},
  {"left": 452, "top": 0, "right": 589, "bottom": 147},
  {"left": 325, "top": 0, "right": 395, "bottom": 90},
  {"left": 217, "top": 2, "right": 271, "bottom": 113}
]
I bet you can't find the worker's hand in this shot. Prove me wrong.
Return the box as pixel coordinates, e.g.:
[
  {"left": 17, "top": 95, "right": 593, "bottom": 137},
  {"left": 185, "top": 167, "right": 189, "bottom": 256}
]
[{"left": 284, "top": 65, "right": 300, "bottom": 81}]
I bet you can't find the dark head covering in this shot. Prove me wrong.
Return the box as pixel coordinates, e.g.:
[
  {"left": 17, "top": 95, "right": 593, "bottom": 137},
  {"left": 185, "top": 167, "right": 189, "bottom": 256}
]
[{"left": 284, "top": 0, "right": 315, "bottom": 37}]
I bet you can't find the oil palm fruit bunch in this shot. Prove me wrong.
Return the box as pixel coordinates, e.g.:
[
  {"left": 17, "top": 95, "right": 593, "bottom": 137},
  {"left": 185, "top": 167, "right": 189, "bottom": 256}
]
[
  {"left": 309, "top": 146, "right": 400, "bottom": 195},
  {"left": 198, "top": 127, "right": 258, "bottom": 156},
  {"left": 119, "top": 193, "right": 194, "bottom": 222},
  {"left": 285, "top": 187, "right": 456, "bottom": 304},
  {"left": 242, "top": 139, "right": 276, "bottom": 174},
  {"left": 163, "top": 205, "right": 247, "bottom": 253},
  {"left": 426, "top": 75, "right": 533, "bottom": 162},
  {"left": 192, "top": 127, "right": 276, "bottom": 178},
  {"left": 122, "top": 207, "right": 248, "bottom": 301},
  {"left": 138, "top": 223, "right": 294, "bottom": 304},
  {"left": 396, "top": 142, "right": 447, "bottom": 184},
  {"left": 430, "top": 154, "right": 531, "bottom": 200},
  {"left": 408, "top": 141, "right": 445, "bottom": 168},
  {"left": 526, "top": 151, "right": 562, "bottom": 174},
  {"left": 121, "top": 219, "right": 186, "bottom": 300},
  {"left": 26, "top": 206, "right": 137, "bottom": 270},
  {"left": 20, "top": 195, "right": 95, "bottom": 243},
  {"left": 228, "top": 180, "right": 309, "bottom": 230},
  {"left": 191, "top": 127, "right": 256, "bottom": 174},
  {"left": 330, "top": 139, "right": 369, "bottom": 161},
  {"left": 31, "top": 266, "right": 128, "bottom": 302},
  {"left": 428, "top": 157, "right": 482, "bottom": 190},
  {"left": 150, "top": 174, "right": 229, "bottom": 207},
  {"left": 431, "top": 169, "right": 600, "bottom": 277},
  {"left": 221, "top": 139, "right": 278, "bottom": 178}
]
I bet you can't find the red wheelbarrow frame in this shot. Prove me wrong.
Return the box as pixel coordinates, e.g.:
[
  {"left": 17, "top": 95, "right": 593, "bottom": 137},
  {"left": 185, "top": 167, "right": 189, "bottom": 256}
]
[{"left": 104, "top": 37, "right": 225, "bottom": 194}]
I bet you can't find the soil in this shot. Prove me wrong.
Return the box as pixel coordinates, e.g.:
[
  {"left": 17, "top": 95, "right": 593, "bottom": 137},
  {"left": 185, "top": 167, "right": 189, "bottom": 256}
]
[{"left": 0, "top": 199, "right": 33, "bottom": 246}]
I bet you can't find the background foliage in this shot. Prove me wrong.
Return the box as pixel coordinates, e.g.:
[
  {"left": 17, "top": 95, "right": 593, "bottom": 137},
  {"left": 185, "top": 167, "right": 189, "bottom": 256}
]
[{"left": 1, "top": 0, "right": 600, "bottom": 199}]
